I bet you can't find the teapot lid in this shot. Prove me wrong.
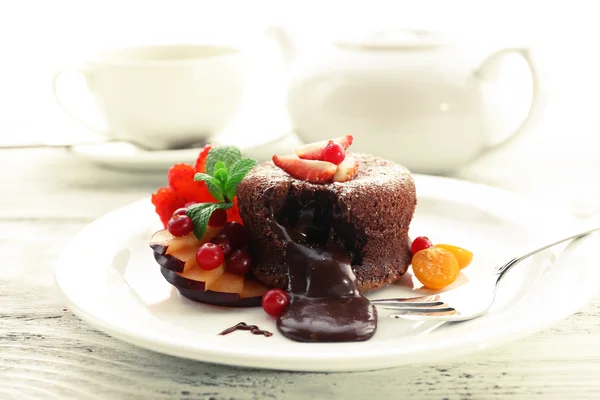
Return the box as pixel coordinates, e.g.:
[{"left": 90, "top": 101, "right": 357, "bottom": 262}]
[{"left": 334, "top": 28, "right": 444, "bottom": 50}]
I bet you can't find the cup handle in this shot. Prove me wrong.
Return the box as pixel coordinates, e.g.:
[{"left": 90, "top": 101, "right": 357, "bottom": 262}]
[
  {"left": 52, "top": 67, "right": 106, "bottom": 135},
  {"left": 474, "top": 47, "right": 544, "bottom": 155}
]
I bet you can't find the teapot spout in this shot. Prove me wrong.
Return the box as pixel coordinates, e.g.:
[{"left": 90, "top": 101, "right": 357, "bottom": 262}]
[{"left": 265, "top": 25, "right": 296, "bottom": 67}]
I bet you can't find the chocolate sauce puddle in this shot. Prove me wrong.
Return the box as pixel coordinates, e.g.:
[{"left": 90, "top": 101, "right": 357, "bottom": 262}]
[
  {"left": 269, "top": 197, "right": 377, "bottom": 342},
  {"left": 219, "top": 322, "right": 273, "bottom": 337}
]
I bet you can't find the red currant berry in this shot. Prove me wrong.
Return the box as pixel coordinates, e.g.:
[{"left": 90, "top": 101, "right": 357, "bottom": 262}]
[
  {"left": 167, "top": 215, "right": 193, "bottom": 237},
  {"left": 221, "top": 221, "right": 248, "bottom": 250},
  {"left": 226, "top": 249, "right": 252, "bottom": 275},
  {"left": 322, "top": 140, "right": 346, "bottom": 165},
  {"left": 208, "top": 208, "right": 228, "bottom": 227},
  {"left": 411, "top": 236, "right": 433, "bottom": 255},
  {"left": 172, "top": 207, "right": 188, "bottom": 218},
  {"left": 262, "top": 289, "right": 290, "bottom": 318},
  {"left": 211, "top": 234, "right": 233, "bottom": 257},
  {"left": 185, "top": 202, "right": 197, "bottom": 208},
  {"left": 195, "top": 243, "right": 224, "bottom": 270}
]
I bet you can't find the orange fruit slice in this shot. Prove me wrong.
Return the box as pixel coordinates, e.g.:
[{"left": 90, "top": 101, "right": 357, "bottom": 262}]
[
  {"left": 435, "top": 244, "right": 473, "bottom": 269},
  {"left": 412, "top": 247, "right": 460, "bottom": 290}
]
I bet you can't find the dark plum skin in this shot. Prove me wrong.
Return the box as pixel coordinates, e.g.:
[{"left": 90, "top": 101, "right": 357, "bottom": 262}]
[
  {"left": 151, "top": 229, "right": 263, "bottom": 307},
  {"left": 149, "top": 242, "right": 168, "bottom": 255},
  {"left": 149, "top": 229, "right": 173, "bottom": 255},
  {"left": 159, "top": 267, "right": 261, "bottom": 307},
  {"left": 150, "top": 229, "right": 185, "bottom": 273},
  {"left": 153, "top": 251, "right": 185, "bottom": 273}
]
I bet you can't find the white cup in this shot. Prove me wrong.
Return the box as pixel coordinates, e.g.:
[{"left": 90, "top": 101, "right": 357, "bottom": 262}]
[{"left": 53, "top": 44, "right": 247, "bottom": 150}]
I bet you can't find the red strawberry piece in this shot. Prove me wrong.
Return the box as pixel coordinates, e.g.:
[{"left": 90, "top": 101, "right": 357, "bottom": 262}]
[
  {"left": 226, "top": 196, "right": 244, "bottom": 224},
  {"left": 168, "top": 162, "right": 217, "bottom": 204},
  {"left": 168, "top": 164, "right": 196, "bottom": 191},
  {"left": 181, "top": 177, "right": 218, "bottom": 203},
  {"left": 152, "top": 183, "right": 217, "bottom": 228},
  {"left": 194, "top": 144, "right": 213, "bottom": 173},
  {"left": 272, "top": 154, "right": 336, "bottom": 184},
  {"left": 153, "top": 160, "right": 220, "bottom": 226},
  {"left": 151, "top": 187, "right": 186, "bottom": 227},
  {"left": 294, "top": 135, "right": 354, "bottom": 160},
  {"left": 333, "top": 154, "right": 359, "bottom": 182},
  {"left": 180, "top": 184, "right": 216, "bottom": 205}
]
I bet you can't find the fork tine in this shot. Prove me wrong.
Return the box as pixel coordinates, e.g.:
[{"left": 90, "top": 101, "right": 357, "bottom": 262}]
[
  {"left": 377, "top": 301, "right": 446, "bottom": 309},
  {"left": 370, "top": 294, "right": 441, "bottom": 304},
  {"left": 390, "top": 307, "right": 456, "bottom": 317}
]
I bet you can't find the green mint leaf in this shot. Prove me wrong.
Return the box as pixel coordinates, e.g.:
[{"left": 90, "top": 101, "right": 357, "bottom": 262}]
[
  {"left": 193, "top": 173, "right": 213, "bottom": 183},
  {"left": 214, "top": 167, "right": 229, "bottom": 187},
  {"left": 225, "top": 158, "right": 258, "bottom": 200},
  {"left": 214, "top": 161, "right": 227, "bottom": 173},
  {"left": 213, "top": 161, "right": 229, "bottom": 186},
  {"left": 206, "top": 181, "right": 225, "bottom": 202},
  {"left": 205, "top": 146, "right": 242, "bottom": 176},
  {"left": 210, "top": 175, "right": 227, "bottom": 192},
  {"left": 194, "top": 146, "right": 250, "bottom": 203},
  {"left": 194, "top": 172, "right": 224, "bottom": 201},
  {"left": 186, "top": 202, "right": 233, "bottom": 239}
]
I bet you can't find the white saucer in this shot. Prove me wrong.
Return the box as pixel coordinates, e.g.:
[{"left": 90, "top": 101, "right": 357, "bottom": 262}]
[
  {"left": 68, "top": 132, "right": 302, "bottom": 172},
  {"left": 55, "top": 175, "right": 600, "bottom": 371}
]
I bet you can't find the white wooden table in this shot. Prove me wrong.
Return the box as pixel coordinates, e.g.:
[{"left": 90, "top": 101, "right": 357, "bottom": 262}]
[{"left": 1, "top": 147, "right": 600, "bottom": 400}]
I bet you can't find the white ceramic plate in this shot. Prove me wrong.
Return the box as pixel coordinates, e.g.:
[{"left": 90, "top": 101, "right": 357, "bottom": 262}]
[{"left": 55, "top": 175, "right": 600, "bottom": 372}]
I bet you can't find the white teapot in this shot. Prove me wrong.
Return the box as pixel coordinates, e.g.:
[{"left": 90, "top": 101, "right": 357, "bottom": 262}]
[{"left": 269, "top": 27, "right": 542, "bottom": 174}]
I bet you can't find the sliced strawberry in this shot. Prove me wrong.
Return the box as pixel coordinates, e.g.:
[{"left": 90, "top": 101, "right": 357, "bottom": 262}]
[
  {"left": 272, "top": 154, "right": 336, "bottom": 184},
  {"left": 294, "top": 135, "right": 354, "bottom": 160},
  {"left": 333, "top": 154, "right": 359, "bottom": 183},
  {"left": 194, "top": 144, "right": 213, "bottom": 173}
]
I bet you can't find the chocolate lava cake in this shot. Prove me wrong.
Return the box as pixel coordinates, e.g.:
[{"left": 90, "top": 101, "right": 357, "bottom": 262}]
[{"left": 237, "top": 154, "right": 416, "bottom": 294}]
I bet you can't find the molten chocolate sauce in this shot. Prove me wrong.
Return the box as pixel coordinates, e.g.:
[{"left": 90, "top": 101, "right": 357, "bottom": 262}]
[
  {"left": 218, "top": 322, "right": 273, "bottom": 337},
  {"left": 269, "top": 195, "right": 377, "bottom": 342}
]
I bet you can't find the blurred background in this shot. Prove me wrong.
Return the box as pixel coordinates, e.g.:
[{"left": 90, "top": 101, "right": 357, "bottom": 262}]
[{"left": 1, "top": 0, "right": 599, "bottom": 217}]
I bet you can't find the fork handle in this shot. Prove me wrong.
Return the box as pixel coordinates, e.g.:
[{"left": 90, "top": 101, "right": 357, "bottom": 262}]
[{"left": 496, "top": 226, "right": 600, "bottom": 278}]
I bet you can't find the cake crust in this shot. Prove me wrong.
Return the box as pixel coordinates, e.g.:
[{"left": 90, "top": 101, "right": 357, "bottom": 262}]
[{"left": 237, "top": 154, "right": 416, "bottom": 294}]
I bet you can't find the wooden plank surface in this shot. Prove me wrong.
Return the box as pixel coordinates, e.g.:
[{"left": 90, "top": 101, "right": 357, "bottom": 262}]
[{"left": 1, "top": 149, "right": 599, "bottom": 400}]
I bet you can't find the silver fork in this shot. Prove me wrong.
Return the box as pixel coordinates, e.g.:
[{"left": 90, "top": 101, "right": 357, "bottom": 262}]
[{"left": 370, "top": 226, "right": 600, "bottom": 322}]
